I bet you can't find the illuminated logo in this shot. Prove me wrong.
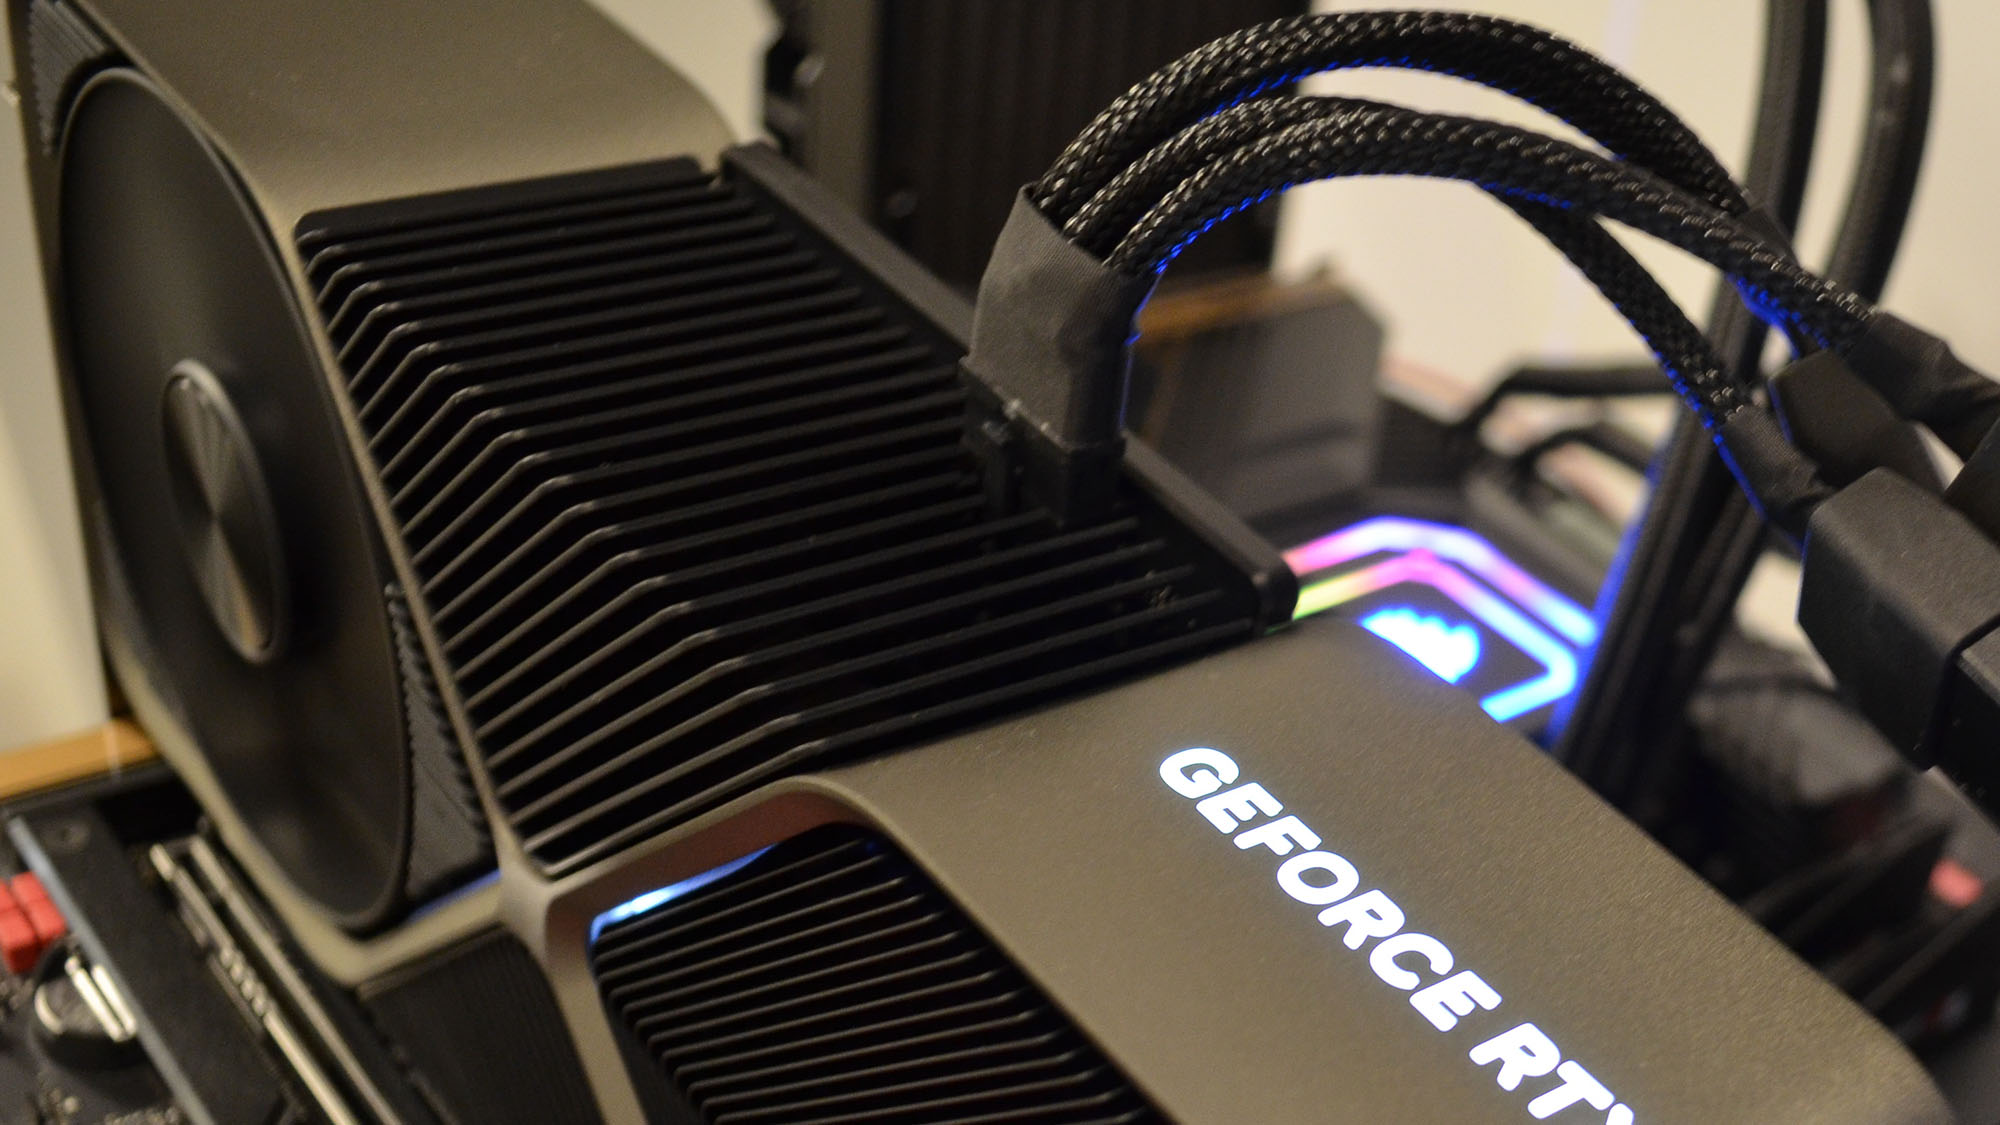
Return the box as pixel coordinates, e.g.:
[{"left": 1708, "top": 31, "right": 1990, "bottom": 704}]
[
  {"left": 1286, "top": 517, "right": 1596, "bottom": 723},
  {"left": 1160, "top": 747, "right": 1634, "bottom": 1123},
  {"left": 1361, "top": 607, "right": 1482, "bottom": 683}
]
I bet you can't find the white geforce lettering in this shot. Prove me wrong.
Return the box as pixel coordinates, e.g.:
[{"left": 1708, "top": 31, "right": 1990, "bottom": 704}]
[
  {"left": 1412, "top": 970, "right": 1502, "bottom": 1031},
  {"left": 1370, "top": 932, "right": 1454, "bottom": 990},
  {"left": 1318, "top": 888, "right": 1405, "bottom": 947},
  {"left": 1195, "top": 782, "right": 1281, "bottom": 832},
  {"left": 1471, "top": 1023, "right": 1562, "bottom": 1091},
  {"left": 1159, "top": 747, "right": 1238, "bottom": 798},
  {"left": 1233, "top": 815, "right": 1321, "bottom": 856},
  {"left": 1276, "top": 851, "right": 1360, "bottom": 906},
  {"left": 1161, "top": 748, "right": 1636, "bottom": 1124},
  {"left": 1527, "top": 1061, "right": 1619, "bottom": 1120}
]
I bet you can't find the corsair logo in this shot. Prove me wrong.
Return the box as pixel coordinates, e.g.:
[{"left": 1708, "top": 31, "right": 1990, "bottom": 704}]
[
  {"left": 1160, "top": 747, "right": 1635, "bottom": 1124},
  {"left": 1360, "top": 607, "right": 1483, "bottom": 683}
]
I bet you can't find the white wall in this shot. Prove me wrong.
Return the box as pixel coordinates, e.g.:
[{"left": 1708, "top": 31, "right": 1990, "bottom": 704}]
[
  {"left": 0, "top": 54, "right": 105, "bottom": 747},
  {"left": 1275, "top": 0, "right": 2000, "bottom": 395},
  {"left": 591, "top": 0, "right": 774, "bottom": 143}
]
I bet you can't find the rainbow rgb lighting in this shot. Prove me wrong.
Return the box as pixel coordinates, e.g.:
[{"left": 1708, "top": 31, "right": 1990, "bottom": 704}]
[{"left": 1286, "top": 518, "right": 1597, "bottom": 723}]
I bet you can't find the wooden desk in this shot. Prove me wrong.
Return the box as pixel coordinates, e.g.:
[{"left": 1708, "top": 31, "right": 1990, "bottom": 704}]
[{"left": 0, "top": 720, "right": 158, "bottom": 800}]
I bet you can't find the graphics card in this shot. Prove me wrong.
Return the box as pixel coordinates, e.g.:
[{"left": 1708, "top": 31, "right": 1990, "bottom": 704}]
[{"left": 2, "top": 0, "right": 1954, "bottom": 1120}]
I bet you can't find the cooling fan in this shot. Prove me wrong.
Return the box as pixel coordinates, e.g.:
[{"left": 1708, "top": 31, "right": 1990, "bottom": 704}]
[
  {"left": 3, "top": 0, "right": 1960, "bottom": 1122},
  {"left": 15, "top": 0, "right": 738, "bottom": 959},
  {"left": 60, "top": 64, "right": 442, "bottom": 931}
]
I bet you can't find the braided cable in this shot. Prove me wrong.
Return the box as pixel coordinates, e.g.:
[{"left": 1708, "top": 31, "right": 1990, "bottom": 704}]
[
  {"left": 1497, "top": 197, "right": 1738, "bottom": 422},
  {"left": 1066, "top": 96, "right": 1738, "bottom": 419},
  {"left": 1067, "top": 93, "right": 1756, "bottom": 259},
  {"left": 1066, "top": 96, "right": 1396, "bottom": 257},
  {"left": 1032, "top": 10, "right": 1746, "bottom": 224},
  {"left": 1107, "top": 113, "right": 1870, "bottom": 382},
  {"left": 1552, "top": 1, "right": 1831, "bottom": 792}
]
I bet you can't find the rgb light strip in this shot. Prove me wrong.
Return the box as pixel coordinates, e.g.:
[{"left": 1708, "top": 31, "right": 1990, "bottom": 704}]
[{"left": 1286, "top": 517, "right": 1597, "bottom": 723}]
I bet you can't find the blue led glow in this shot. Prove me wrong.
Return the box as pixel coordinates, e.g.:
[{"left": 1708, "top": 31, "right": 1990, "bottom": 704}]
[
  {"left": 589, "top": 847, "right": 774, "bottom": 943},
  {"left": 1361, "top": 607, "right": 1482, "bottom": 684}
]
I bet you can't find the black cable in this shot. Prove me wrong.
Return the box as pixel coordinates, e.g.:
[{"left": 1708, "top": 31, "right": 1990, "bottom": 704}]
[
  {"left": 983, "top": 6, "right": 1969, "bottom": 556},
  {"left": 1061, "top": 96, "right": 1739, "bottom": 426},
  {"left": 1560, "top": 0, "right": 1941, "bottom": 803},
  {"left": 1065, "top": 90, "right": 1742, "bottom": 260},
  {"left": 1044, "top": 10, "right": 1794, "bottom": 421},
  {"left": 1713, "top": 0, "right": 1832, "bottom": 346},
  {"left": 1094, "top": 99, "right": 1993, "bottom": 470},
  {"left": 1066, "top": 96, "right": 1403, "bottom": 257},
  {"left": 1829, "top": 0, "right": 1935, "bottom": 302},
  {"left": 1475, "top": 181, "right": 1822, "bottom": 539},
  {"left": 1026, "top": 6, "right": 1970, "bottom": 481},
  {"left": 1495, "top": 195, "right": 1735, "bottom": 420},
  {"left": 1629, "top": 0, "right": 1928, "bottom": 788},
  {"left": 1064, "top": 104, "right": 1837, "bottom": 532},
  {"left": 1630, "top": 0, "right": 1935, "bottom": 785},
  {"left": 1556, "top": 0, "right": 1829, "bottom": 799},
  {"left": 1106, "top": 113, "right": 1868, "bottom": 374},
  {"left": 1032, "top": 10, "right": 1747, "bottom": 225}
]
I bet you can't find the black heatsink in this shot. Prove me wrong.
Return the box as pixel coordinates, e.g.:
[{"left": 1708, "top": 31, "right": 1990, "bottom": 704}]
[
  {"left": 295, "top": 156, "right": 1260, "bottom": 874},
  {"left": 592, "top": 826, "right": 1164, "bottom": 1125}
]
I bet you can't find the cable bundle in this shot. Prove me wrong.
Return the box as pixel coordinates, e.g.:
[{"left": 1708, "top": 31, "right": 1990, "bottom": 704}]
[
  {"left": 957, "top": 8, "right": 2000, "bottom": 817},
  {"left": 965, "top": 8, "right": 1997, "bottom": 548}
]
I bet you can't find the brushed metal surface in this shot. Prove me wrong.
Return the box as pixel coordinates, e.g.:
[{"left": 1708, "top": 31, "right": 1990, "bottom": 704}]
[
  {"left": 817, "top": 616, "right": 1950, "bottom": 1123},
  {"left": 71, "top": 0, "right": 733, "bottom": 226}
]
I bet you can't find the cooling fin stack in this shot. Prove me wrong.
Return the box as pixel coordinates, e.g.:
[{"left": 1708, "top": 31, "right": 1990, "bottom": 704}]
[
  {"left": 592, "top": 827, "right": 1164, "bottom": 1125},
  {"left": 293, "top": 156, "right": 1267, "bottom": 878}
]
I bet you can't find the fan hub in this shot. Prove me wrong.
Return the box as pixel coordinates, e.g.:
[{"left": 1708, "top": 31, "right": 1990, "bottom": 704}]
[{"left": 160, "top": 360, "right": 287, "bottom": 663}]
